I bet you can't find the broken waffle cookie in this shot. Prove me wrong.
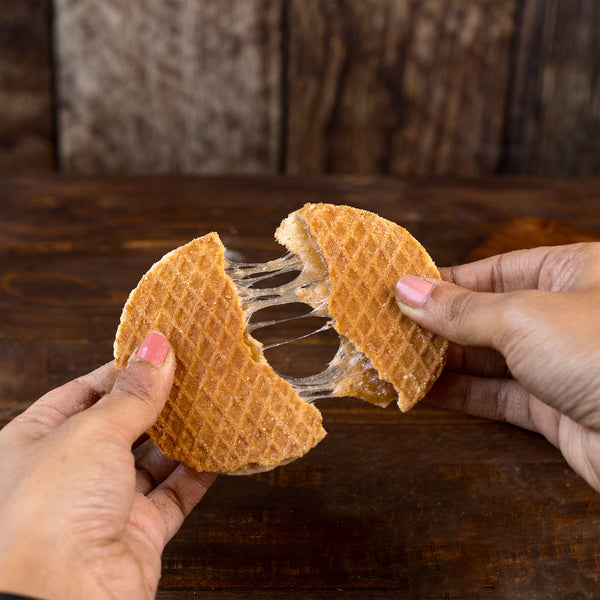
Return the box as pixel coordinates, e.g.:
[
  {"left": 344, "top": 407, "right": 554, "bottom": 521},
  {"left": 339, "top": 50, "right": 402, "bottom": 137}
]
[
  {"left": 275, "top": 204, "right": 448, "bottom": 412},
  {"left": 114, "top": 204, "right": 447, "bottom": 474},
  {"left": 114, "top": 233, "right": 326, "bottom": 475}
]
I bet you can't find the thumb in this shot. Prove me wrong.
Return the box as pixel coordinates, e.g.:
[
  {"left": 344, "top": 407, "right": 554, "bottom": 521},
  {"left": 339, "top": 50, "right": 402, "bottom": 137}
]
[
  {"left": 395, "top": 275, "right": 508, "bottom": 349},
  {"left": 90, "top": 332, "right": 176, "bottom": 445}
]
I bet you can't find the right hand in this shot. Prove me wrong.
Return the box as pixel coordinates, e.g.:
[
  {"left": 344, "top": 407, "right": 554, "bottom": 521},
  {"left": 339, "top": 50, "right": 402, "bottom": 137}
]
[{"left": 396, "top": 243, "right": 600, "bottom": 492}]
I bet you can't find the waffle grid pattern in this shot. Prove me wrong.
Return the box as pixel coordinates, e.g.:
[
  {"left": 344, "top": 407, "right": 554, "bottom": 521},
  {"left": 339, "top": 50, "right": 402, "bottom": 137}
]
[
  {"left": 299, "top": 204, "right": 448, "bottom": 411},
  {"left": 115, "top": 233, "right": 325, "bottom": 474}
]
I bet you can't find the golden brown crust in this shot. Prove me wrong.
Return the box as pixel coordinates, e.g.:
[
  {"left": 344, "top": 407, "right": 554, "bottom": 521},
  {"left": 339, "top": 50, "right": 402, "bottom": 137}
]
[
  {"left": 114, "top": 233, "right": 326, "bottom": 475},
  {"left": 291, "top": 203, "right": 448, "bottom": 412}
]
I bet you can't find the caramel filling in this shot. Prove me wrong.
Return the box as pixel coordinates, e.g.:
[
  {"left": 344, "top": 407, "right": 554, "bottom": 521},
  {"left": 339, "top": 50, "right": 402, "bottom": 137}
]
[{"left": 226, "top": 239, "right": 395, "bottom": 407}]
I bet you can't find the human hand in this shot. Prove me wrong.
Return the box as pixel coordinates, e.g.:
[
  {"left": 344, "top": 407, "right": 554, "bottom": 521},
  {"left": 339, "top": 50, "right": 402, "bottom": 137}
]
[
  {"left": 0, "top": 332, "right": 216, "bottom": 600},
  {"left": 396, "top": 243, "right": 600, "bottom": 492}
]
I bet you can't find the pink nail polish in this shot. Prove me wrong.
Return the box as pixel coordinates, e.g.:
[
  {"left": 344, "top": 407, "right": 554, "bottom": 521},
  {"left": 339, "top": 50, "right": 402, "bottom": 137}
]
[
  {"left": 396, "top": 275, "right": 435, "bottom": 307},
  {"left": 136, "top": 332, "right": 170, "bottom": 363}
]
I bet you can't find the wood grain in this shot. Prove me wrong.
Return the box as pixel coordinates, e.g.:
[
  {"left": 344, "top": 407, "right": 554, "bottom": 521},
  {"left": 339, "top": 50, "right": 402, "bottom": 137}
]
[
  {"left": 503, "top": 0, "right": 600, "bottom": 175},
  {"left": 1, "top": 176, "right": 600, "bottom": 598},
  {"left": 285, "top": 0, "right": 516, "bottom": 176},
  {"left": 54, "top": 0, "right": 281, "bottom": 173},
  {"left": 466, "top": 216, "right": 600, "bottom": 262},
  {"left": 0, "top": 0, "right": 56, "bottom": 172},
  {"left": 3, "top": 0, "right": 599, "bottom": 177}
]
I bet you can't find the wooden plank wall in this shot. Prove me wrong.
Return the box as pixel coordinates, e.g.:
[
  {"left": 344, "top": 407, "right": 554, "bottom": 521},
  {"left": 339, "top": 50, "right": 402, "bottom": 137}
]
[
  {"left": 504, "top": 0, "right": 600, "bottom": 174},
  {"left": 286, "top": 0, "right": 516, "bottom": 176},
  {"left": 0, "top": 0, "right": 56, "bottom": 172},
  {"left": 54, "top": 0, "right": 282, "bottom": 173},
  {"left": 0, "top": 0, "right": 598, "bottom": 176}
]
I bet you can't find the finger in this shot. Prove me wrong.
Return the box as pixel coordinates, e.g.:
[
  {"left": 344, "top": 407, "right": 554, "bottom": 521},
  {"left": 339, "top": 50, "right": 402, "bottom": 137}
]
[
  {"left": 557, "top": 417, "right": 600, "bottom": 492},
  {"left": 565, "top": 242, "right": 600, "bottom": 290},
  {"left": 427, "top": 372, "right": 563, "bottom": 447},
  {"left": 396, "top": 276, "right": 508, "bottom": 348},
  {"left": 133, "top": 437, "right": 154, "bottom": 461},
  {"left": 439, "top": 246, "right": 556, "bottom": 292},
  {"left": 445, "top": 343, "right": 510, "bottom": 378},
  {"left": 440, "top": 243, "right": 600, "bottom": 293},
  {"left": 88, "top": 332, "right": 176, "bottom": 446},
  {"left": 426, "top": 371, "right": 537, "bottom": 432},
  {"left": 134, "top": 440, "right": 179, "bottom": 495},
  {"left": 148, "top": 466, "right": 217, "bottom": 544},
  {"left": 14, "top": 362, "right": 116, "bottom": 439},
  {"left": 398, "top": 277, "right": 600, "bottom": 427}
]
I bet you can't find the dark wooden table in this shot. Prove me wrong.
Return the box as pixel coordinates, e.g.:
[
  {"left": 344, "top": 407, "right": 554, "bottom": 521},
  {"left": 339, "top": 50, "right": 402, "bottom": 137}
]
[{"left": 1, "top": 175, "right": 599, "bottom": 599}]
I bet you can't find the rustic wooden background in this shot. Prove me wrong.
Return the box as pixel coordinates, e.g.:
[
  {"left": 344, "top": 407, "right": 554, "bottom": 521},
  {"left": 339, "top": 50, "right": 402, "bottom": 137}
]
[{"left": 1, "top": 0, "right": 599, "bottom": 176}]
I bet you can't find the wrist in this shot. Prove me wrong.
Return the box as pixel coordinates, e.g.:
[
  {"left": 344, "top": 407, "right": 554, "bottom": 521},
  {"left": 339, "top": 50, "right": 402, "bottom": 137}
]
[{"left": 0, "top": 542, "right": 81, "bottom": 600}]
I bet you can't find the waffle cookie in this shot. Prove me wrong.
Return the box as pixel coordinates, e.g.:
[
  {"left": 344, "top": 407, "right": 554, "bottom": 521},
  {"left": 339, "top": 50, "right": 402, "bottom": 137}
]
[
  {"left": 276, "top": 204, "right": 448, "bottom": 412},
  {"left": 114, "top": 233, "right": 326, "bottom": 475},
  {"left": 114, "top": 204, "right": 447, "bottom": 474}
]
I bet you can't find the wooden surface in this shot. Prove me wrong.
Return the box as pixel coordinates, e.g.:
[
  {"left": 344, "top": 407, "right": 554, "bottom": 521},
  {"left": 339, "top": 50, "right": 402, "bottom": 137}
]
[
  {"left": 466, "top": 216, "right": 600, "bottom": 262},
  {"left": 54, "top": 0, "right": 281, "bottom": 173},
  {"left": 1, "top": 176, "right": 600, "bottom": 598},
  {"left": 2, "top": 0, "right": 598, "bottom": 176},
  {"left": 0, "top": 0, "right": 56, "bottom": 172}
]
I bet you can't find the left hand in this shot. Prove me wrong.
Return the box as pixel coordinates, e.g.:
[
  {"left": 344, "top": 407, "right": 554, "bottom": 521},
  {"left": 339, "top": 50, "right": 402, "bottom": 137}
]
[{"left": 0, "top": 332, "right": 216, "bottom": 600}]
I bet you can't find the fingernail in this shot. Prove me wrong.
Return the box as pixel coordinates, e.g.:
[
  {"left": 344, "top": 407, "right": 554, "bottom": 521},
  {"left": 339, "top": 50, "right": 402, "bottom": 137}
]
[
  {"left": 136, "top": 332, "right": 170, "bottom": 363},
  {"left": 396, "top": 276, "right": 435, "bottom": 307}
]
